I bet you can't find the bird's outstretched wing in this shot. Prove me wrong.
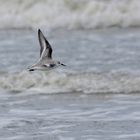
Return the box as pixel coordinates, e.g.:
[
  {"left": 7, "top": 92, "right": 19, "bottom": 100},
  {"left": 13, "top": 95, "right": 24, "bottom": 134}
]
[{"left": 38, "top": 29, "right": 52, "bottom": 59}]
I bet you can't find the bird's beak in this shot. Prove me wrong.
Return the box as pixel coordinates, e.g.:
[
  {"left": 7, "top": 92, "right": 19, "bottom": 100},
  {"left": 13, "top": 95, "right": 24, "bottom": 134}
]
[{"left": 61, "top": 63, "right": 66, "bottom": 66}]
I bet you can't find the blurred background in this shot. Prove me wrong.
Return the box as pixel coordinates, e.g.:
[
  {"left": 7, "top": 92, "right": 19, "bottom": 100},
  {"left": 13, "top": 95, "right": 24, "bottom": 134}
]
[
  {"left": 0, "top": 0, "right": 139, "bottom": 30},
  {"left": 0, "top": 0, "right": 140, "bottom": 96},
  {"left": 1, "top": 1, "right": 140, "bottom": 140}
]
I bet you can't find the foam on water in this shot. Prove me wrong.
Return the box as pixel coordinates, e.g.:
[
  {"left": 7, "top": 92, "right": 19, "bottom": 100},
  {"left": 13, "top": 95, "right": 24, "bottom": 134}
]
[
  {"left": 0, "top": 71, "right": 140, "bottom": 94},
  {"left": 0, "top": 0, "right": 140, "bottom": 29}
]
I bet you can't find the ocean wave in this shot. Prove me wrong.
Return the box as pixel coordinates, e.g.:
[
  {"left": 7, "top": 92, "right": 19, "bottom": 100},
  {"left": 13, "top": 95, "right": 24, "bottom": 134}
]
[
  {"left": 0, "top": 0, "right": 140, "bottom": 29},
  {"left": 0, "top": 71, "right": 140, "bottom": 94}
]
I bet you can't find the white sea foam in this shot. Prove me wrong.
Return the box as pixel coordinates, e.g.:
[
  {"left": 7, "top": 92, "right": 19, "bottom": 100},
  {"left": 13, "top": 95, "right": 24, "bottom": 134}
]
[
  {"left": 0, "top": 0, "right": 140, "bottom": 29},
  {"left": 0, "top": 71, "right": 140, "bottom": 94}
]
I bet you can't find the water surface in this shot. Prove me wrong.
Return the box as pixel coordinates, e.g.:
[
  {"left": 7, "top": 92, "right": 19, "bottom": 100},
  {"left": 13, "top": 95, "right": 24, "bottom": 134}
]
[{"left": 0, "top": 29, "right": 140, "bottom": 140}]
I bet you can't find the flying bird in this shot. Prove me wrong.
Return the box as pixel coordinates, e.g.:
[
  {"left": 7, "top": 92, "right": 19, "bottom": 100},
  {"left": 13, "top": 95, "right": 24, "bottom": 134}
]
[{"left": 28, "top": 29, "right": 66, "bottom": 71}]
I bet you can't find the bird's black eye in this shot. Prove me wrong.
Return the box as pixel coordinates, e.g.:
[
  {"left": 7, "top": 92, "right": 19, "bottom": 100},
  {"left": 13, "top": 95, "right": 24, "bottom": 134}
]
[{"left": 49, "top": 64, "right": 55, "bottom": 67}]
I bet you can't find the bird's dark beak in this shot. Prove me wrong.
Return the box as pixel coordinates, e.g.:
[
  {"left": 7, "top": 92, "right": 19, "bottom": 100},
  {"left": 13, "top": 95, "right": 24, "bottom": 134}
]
[
  {"left": 29, "top": 68, "right": 35, "bottom": 71},
  {"left": 61, "top": 63, "right": 66, "bottom": 66}
]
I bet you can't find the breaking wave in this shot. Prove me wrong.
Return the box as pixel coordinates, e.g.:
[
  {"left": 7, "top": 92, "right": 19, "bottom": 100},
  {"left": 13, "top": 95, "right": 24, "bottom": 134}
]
[
  {"left": 0, "top": 0, "right": 140, "bottom": 29},
  {"left": 1, "top": 71, "right": 140, "bottom": 94}
]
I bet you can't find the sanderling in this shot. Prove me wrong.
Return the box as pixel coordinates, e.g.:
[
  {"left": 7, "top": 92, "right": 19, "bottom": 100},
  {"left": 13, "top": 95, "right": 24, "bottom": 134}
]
[{"left": 28, "top": 29, "right": 66, "bottom": 71}]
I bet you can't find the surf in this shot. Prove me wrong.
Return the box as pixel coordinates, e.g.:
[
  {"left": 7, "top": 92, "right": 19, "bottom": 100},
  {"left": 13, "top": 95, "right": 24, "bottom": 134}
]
[{"left": 0, "top": 0, "right": 139, "bottom": 30}]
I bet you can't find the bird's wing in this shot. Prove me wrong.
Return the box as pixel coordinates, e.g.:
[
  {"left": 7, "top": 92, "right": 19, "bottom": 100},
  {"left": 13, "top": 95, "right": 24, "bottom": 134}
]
[{"left": 38, "top": 29, "right": 52, "bottom": 59}]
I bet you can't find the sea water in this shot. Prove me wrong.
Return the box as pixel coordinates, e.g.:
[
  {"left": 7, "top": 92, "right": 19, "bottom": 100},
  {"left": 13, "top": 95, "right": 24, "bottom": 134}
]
[
  {"left": 0, "top": 28, "right": 140, "bottom": 140},
  {"left": 0, "top": 0, "right": 140, "bottom": 139},
  {"left": 0, "top": 0, "right": 139, "bottom": 30},
  {"left": 1, "top": 29, "right": 140, "bottom": 94}
]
